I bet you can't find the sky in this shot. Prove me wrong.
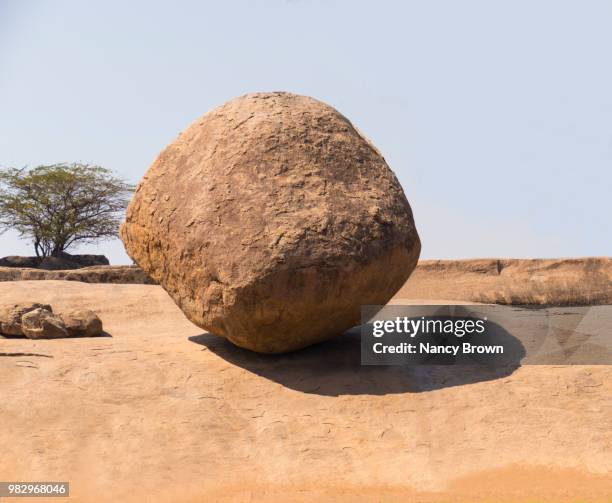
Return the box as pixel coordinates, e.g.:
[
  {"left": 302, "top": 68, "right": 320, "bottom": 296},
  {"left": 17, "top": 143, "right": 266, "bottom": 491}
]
[{"left": 1, "top": 0, "right": 611, "bottom": 264}]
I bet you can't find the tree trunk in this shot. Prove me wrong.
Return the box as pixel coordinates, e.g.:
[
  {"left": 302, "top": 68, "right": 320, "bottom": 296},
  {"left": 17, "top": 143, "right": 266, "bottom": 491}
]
[{"left": 51, "top": 242, "right": 66, "bottom": 257}]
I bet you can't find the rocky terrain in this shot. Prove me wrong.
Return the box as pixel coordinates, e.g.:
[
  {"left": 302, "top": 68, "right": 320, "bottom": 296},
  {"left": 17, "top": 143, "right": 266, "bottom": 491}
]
[
  {"left": 0, "top": 264, "right": 154, "bottom": 284},
  {"left": 1, "top": 280, "right": 610, "bottom": 502},
  {"left": 0, "top": 302, "right": 103, "bottom": 339},
  {"left": 0, "top": 253, "right": 109, "bottom": 270},
  {"left": 398, "top": 257, "right": 612, "bottom": 305},
  {"left": 3, "top": 257, "right": 610, "bottom": 306}
]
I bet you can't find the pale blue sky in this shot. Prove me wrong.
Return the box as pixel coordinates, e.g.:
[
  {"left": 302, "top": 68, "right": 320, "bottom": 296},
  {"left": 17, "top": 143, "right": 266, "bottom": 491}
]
[{"left": 1, "top": 0, "right": 611, "bottom": 263}]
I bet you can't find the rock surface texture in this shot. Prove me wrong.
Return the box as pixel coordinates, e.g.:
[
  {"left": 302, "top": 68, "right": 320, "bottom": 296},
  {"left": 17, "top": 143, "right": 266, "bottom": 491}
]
[
  {"left": 0, "top": 253, "right": 109, "bottom": 270},
  {"left": 0, "top": 302, "right": 52, "bottom": 336},
  {"left": 398, "top": 258, "right": 612, "bottom": 306},
  {"left": 0, "top": 303, "right": 103, "bottom": 339},
  {"left": 2, "top": 280, "right": 611, "bottom": 502},
  {"left": 61, "top": 309, "right": 103, "bottom": 337},
  {"left": 21, "top": 308, "right": 68, "bottom": 339},
  {"left": 3, "top": 259, "right": 611, "bottom": 306},
  {"left": 121, "top": 92, "right": 421, "bottom": 352},
  {"left": 0, "top": 265, "right": 154, "bottom": 285}
]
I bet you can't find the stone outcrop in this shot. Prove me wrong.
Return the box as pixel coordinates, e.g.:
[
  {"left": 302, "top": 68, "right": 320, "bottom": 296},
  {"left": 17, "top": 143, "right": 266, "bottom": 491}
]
[
  {"left": 0, "top": 303, "right": 103, "bottom": 339},
  {"left": 61, "top": 309, "right": 103, "bottom": 337},
  {"left": 397, "top": 257, "right": 612, "bottom": 306},
  {"left": 0, "top": 302, "right": 53, "bottom": 336},
  {"left": 120, "top": 92, "right": 421, "bottom": 353},
  {"left": 0, "top": 253, "right": 109, "bottom": 270},
  {"left": 21, "top": 308, "right": 68, "bottom": 339},
  {"left": 0, "top": 256, "right": 40, "bottom": 268},
  {"left": 1, "top": 259, "right": 610, "bottom": 306},
  {"left": 0, "top": 265, "right": 155, "bottom": 284}
]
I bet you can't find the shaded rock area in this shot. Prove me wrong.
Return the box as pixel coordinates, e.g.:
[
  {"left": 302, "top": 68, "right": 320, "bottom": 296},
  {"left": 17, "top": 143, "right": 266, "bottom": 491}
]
[
  {"left": 0, "top": 253, "right": 109, "bottom": 270},
  {"left": 121, "top": 92, "right": 421, "bottom": 353},
  {"left": 0, "top": 256, "right": 40, "bottom": 268},
  {"left": 0, "top": 301, "right": 103, "bottom": 339}
]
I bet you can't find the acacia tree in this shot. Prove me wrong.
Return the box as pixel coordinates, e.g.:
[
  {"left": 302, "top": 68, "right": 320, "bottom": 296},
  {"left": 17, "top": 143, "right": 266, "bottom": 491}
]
[{"left": 0, "top": 163, "right": 134, "bottom": 258}]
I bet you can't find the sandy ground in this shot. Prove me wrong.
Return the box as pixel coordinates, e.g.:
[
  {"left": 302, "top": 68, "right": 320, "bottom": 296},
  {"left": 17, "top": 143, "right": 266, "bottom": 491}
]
[{"left": 1, "top": 280, "right": 611, "bottom": 502}]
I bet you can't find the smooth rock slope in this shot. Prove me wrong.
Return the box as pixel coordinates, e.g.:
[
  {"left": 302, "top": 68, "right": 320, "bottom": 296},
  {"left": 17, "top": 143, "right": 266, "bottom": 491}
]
[{"left": 1, "top": 280, "right": 610, "bottom": 502}]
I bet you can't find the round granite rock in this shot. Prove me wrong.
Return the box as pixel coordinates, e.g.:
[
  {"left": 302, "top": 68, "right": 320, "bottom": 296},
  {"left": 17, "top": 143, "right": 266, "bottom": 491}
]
[{"left": 120, "top": 92, "right": 420, "bottom": 353}]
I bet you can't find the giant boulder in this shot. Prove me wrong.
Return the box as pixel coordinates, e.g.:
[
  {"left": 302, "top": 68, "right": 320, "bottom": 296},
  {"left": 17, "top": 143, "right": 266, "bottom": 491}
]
[{"left": 120, "top": 92, "right": 420, "bottom": 353}]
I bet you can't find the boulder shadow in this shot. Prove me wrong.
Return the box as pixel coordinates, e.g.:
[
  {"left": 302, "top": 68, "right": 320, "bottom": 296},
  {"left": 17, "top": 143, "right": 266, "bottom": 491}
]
[{"left": 188, "top": 320, "right": 525, "bottom": 396}]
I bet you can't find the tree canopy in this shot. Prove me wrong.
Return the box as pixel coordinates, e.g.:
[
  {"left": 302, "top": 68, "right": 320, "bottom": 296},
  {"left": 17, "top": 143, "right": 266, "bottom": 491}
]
[{"left": 0, "top": 163, "right": 134, "bottom": 257}]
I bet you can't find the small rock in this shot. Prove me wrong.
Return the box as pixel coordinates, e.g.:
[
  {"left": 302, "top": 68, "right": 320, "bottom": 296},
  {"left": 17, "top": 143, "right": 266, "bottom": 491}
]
[
  {"left": 21, "top": 308, "right": 69, "bottom": 339},
  {"left": 60, "top": 309, "right": 103, "bottom": 337},
  {"left": 0, "top": 302, "right": 53, "bottom": 336}
]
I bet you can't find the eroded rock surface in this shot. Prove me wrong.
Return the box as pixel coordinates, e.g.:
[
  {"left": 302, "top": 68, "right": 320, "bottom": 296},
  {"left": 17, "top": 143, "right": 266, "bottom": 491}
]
[
  {"left": 1, "top": 303, "right": 104, "bottom": 339},
  {"left": 398, "top": 258, "right": 612, "bottom": 306},
  {"left": 0, "top": 265, "right": 155, "bottom": 284},
  {"left": 121, "top": 92, "right": 421, "bottom": 352},
  {"left": 61, "top": 309, "right": 103, "bottom": 337},
  {"left": 21, "top": 308, "right": 68, "bottom": 339},
  {"left": 0, "top": 253, "right": 109, "bottom": 270},
  {"left": 0, "top": 302, "right": 52, "bottom": 336}
]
